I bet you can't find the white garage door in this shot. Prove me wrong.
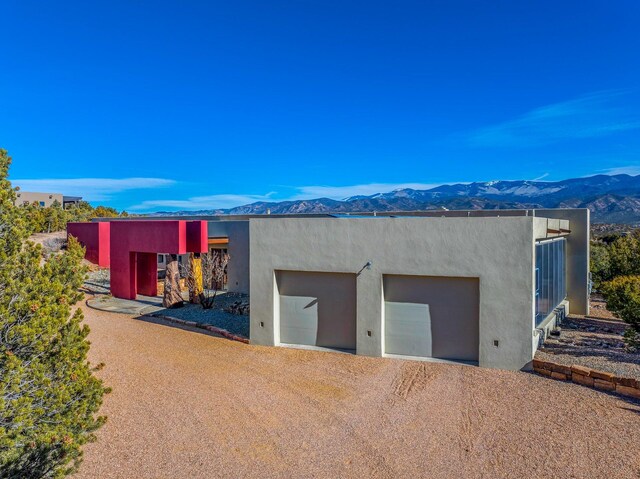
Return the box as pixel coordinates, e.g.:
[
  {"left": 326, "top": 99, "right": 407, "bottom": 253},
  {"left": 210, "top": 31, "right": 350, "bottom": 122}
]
[
  {"left": 277, "top": 271, "right": 357, "bottom": 351},
  {"left": 384, "top": 275, "right": 479, "bottom": 362}
]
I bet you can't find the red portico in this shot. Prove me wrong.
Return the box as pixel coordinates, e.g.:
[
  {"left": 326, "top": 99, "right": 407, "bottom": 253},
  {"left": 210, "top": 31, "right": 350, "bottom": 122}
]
[
  {"left": 109, "top": 220, "right": 207, "bottom": 299},
  {"left": 68, "top": 220, "right": 208, "bottom": 300}
]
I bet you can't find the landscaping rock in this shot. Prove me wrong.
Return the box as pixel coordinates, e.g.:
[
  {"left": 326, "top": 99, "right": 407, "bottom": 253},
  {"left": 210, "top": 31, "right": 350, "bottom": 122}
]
[
  {"left": 572, "top": 373, "right": 594, "bottom": 387},
  {"left": 594, "top": 379, "right": 615, "bottom": 391},
  {"left": 615, "top": 385, "right": 640, "bottom": 400}
]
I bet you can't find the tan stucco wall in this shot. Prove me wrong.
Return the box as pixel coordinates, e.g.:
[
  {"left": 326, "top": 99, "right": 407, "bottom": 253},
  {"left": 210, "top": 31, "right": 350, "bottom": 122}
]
[
  {"left": 14, "top": 191, "right": 63, "bottom": 207},
  {"left": 249, "top": 216, "right": 538, "bottom": 370}
]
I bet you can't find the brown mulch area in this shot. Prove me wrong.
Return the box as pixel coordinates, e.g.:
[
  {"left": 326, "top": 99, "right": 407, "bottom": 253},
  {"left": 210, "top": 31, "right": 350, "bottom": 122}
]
[{"left": 536, "top": 297, "right": 640, "bottom": 381}]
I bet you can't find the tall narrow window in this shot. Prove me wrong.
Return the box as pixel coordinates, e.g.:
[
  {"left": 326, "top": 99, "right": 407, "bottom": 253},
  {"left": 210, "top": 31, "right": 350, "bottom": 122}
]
[{"left": 535, "top": 238, "right": 567, "bottom": 326}]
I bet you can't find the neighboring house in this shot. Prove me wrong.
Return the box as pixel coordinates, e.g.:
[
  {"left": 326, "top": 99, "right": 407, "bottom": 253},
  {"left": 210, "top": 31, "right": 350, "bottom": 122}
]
[
  {"left": 70, "top": 208, "right": 589, "bottom": 371},
  {"left": 14, "top": 191, "right": 83, "bottom": 208}
]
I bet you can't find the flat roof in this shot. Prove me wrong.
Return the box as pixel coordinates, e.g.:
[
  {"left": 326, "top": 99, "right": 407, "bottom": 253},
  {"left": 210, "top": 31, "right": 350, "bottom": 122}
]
[{"left": 93, "top": 208, "right": 587, "bottom": 222}]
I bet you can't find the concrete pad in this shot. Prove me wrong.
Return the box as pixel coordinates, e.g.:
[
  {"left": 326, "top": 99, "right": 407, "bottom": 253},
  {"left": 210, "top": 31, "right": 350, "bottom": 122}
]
[{"left": 87, "top": 294, "right": 184, "bottom": 316}]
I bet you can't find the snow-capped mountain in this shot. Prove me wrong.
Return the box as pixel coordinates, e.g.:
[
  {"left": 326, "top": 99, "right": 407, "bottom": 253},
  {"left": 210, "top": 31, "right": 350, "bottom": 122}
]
[{"left": 151, "top": 174, "right": 640, "bottom": 224}]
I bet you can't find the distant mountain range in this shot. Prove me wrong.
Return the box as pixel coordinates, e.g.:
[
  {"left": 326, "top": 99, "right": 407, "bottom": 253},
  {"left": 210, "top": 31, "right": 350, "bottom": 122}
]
[{"left": 151, "top": 174, "right": 640, "bottom": 224}]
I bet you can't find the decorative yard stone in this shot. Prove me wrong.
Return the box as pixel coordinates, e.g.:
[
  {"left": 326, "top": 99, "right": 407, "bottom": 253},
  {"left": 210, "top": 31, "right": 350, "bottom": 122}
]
[
  {"left": 593, "top": 379, "right": 615, "bottom": 391},
  {"left": 570, "top": 365, "right": 592, "bottom": 377},
  {"left": 614, "top": 376, "right": 638, "bottom": 388},
  {"left": 551, "top": 363, "right": 572, "bottom": 376},
  {"left": 533, "top": 359, "right": 551, "bottom": 370},
  {"left": 590, "top": 370, "right": 615, "bottom": 381},
  {"left": 572, "top": 373, "right": 594, "bottom": 387},
  {"left": 615, "top": 385, "right": 640, "bottom": 399},
  {"left": 163, "top": 256, "right": 184, "bottom": 308},
  {"left": 188, "top": 253, "right": 203, "bottom": 304}
]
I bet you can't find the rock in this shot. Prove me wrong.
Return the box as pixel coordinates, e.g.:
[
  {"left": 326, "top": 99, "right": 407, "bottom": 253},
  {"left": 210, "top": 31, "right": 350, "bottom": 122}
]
[
  {"left": 590, "top": 370, "right": 615, "bottom": 381},
  {"left": 572, "top": 373, "right": 594, "bottom": 387},
  {"left": 616, "top": 385, "right": 640, "bottom": 399},
  {"left": 594, "top": 379, "right": 615, "bottom": 391},
  {"left": 163, "top": 256, "right": 184, "bottom": 309},
  {"left": 571, "top": 365, "right": 592, "bottom": 376}
]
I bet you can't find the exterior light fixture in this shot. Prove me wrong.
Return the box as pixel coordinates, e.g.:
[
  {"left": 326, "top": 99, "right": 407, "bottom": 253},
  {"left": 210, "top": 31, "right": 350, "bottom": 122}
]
[{"left": 356, "top": 261, "right": 373, "bottom": 276}]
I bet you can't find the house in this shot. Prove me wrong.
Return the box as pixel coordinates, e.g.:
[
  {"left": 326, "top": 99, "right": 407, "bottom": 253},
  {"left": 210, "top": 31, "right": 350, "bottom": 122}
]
[
  {"left": 69, "top": 208, "right": 589, "bottom": 371},
  {"left": 14, "top": 191, "right": 82, "bottom": 208}
]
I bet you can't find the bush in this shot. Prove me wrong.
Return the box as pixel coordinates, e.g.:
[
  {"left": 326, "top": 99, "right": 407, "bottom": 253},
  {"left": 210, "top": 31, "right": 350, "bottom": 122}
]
[
  {"left": 590, "top": 241, "right": 612, "bottom": 289},
  {"left": 608, "top": 233, "right": 640, "bottom": 278},
  {"left": 601, "top": 275, "right": 640, "bottom": 351}
]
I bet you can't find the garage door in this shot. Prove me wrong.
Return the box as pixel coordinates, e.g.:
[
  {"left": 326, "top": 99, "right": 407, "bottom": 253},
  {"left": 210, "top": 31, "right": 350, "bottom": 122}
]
[
  {"left": 277, "top": 271, "right": 356, "bottom": 351},
  {"left": 384, "top": 275, "right": 479, "bottom": 361}
]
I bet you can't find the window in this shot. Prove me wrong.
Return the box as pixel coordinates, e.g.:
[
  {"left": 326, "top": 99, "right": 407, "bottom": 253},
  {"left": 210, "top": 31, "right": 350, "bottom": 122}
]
[{"left": 535, "top": 238, "right": 566, "bottom": 326}]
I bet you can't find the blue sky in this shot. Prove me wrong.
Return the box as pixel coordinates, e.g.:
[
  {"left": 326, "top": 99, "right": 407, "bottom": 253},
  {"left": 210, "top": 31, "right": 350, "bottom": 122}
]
[{"left": 1, "top": 0, "right": 639, "bottom": 211}]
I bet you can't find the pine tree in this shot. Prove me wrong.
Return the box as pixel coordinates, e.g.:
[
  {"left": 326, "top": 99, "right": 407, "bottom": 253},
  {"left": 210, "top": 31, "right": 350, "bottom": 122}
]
[{"left": 0, "top": 149, "right": 107, "bottom": 478}]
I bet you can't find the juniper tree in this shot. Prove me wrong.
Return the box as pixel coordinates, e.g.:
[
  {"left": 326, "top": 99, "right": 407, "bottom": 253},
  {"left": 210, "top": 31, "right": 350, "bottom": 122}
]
[
  {"left": 602, "top": 275, "right": 640, "bottom": 351},
  {"left": 0, "top": 148, "right": 107, "bottom": 478}
]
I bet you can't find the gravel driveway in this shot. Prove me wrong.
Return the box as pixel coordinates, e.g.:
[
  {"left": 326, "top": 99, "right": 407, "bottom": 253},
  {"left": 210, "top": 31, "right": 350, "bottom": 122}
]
[{"left": 76, "top": 301, "right": 640, "bottom": 479}]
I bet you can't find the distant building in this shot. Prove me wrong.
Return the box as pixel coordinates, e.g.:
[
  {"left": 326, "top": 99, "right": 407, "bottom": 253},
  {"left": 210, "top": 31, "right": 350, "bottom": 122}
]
[{"left": 14, "top": 191, "right": 82, "bottom": 208}]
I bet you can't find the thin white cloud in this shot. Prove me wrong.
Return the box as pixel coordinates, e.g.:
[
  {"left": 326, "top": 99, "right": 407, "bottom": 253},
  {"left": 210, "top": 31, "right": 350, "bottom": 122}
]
[
  {"left": 11, "top": 177, "right": 175, "bottom": 201},
  {"left": 598, "top": 165, "right": 640, "bottom": 176},
  {"left": 130, "top": 183, "right": 451, "bottom": 212},
  {"left": 532, "top": 173, "right": 550, "bottom": 181},
  {"left": 130, "top": 193, "right": 277, "bottom": 211},
  {"left": 291, "top": 182, "right": 445, "bottom": 200},
  {"left": 468, "top": 90, "right": 640, "bottom": 147}
]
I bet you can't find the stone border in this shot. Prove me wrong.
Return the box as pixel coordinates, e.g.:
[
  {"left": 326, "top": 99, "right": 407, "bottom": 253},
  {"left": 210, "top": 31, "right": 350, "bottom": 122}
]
[
  {"left": 148, "top": 313, "right": 250, "bottom": 345},
  {"left": 533, "top": 359, "right": 640, "bottom": 400}
]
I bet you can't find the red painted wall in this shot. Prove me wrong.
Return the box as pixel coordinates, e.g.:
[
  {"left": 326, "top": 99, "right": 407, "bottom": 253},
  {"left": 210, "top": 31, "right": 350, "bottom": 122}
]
[
  {"left": 67, "top": 222, "right": 110, "bottom": 267},
  {"left": 109, "top": 220, "right": 208, "bottom": 300}
]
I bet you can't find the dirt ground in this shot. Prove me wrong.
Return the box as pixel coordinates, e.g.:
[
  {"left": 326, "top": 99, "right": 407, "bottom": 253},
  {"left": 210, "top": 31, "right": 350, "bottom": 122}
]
[{"left": 76, "top": 301, "right": 640, "bottom": 479}]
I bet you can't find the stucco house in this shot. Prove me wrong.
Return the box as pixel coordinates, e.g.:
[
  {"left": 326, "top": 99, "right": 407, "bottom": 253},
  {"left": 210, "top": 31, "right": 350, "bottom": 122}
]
[
  {"left": 68, "top": 208, "right": 589, "bottom": 371},
  {"left": 15, "top": 191, "right": 82, "bottom": 208}
]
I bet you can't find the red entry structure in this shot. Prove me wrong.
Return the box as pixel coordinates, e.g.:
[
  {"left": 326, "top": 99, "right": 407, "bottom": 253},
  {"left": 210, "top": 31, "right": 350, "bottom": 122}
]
[
  {"left": 67, "top": 220, "right": 208, "bottom": 300},
  {"left": 67, "top": 222, "right": 111, "bottom": 267},
  {"left": 109, "top": 220, "right": 208, "bottom": 300}
]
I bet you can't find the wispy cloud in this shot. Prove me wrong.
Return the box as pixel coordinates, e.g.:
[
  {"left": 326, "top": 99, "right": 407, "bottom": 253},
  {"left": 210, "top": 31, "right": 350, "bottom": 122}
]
[
  {"left": 598, "top": 165, "right": 640, "bottom": 176},
  {"left": 291, "top": 182, "right": 445, "bottom": 200},
  {"left": 11, "top": 177, "right": 175, "bottom": 201},
  {"left": 468, "top": 90, "right": 640, "bottom": 147},
  {"left": 130, "top": 182, "right": 450, "bottom": 212},
  {"left": 532, "top": 173, "right": 549, "bottom": 181},
  {"left": 130, "top": 193, "right": 277, "bottom": 211}
]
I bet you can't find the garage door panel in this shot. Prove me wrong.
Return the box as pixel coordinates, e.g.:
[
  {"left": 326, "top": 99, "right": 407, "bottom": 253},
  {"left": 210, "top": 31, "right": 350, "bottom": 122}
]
[
  {"left": 280, "top": 295, "right": 318, "bottom": 346},
  {"left": 384, "top": 275, "right": 479, "bottom": 361},
  {"left": 385, "top": 302, "right": 432, "bottom": 357},
  {"left": 277, "top": 271, "right": 356, "bottom": 350}
]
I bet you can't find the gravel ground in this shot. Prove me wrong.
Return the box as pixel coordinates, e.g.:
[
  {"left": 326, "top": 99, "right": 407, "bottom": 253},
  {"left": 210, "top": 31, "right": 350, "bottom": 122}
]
[
  {"left": 82, "top": 269, "right": 250, "bottom": 337},
  {"left": 83, "top": 268, "right": 111, "bottom": 295},
  {"left": 75, "top": 301, "right": 640, "bottom": 479},
  {"left": 536, "top": 299, "right": 640, "bottom": 381},
  {"left": 150, "top": 293, "right": 249, "bottom": 338}
]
